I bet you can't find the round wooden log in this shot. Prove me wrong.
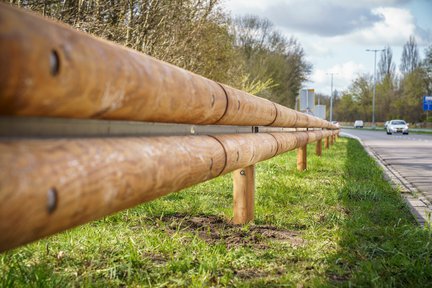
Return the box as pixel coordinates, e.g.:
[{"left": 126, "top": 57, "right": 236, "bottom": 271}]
[
  {"left": 0, "top": 136, "right": 226, "bottom": 251},
  {"left": 295, "top": 132, "right": 309, "bottom": 148},
  {"left": 216, "top": 85, "right": 277, "bottom": 126},
  {"left": 294, "top": 111, "right": 309, "bottom": 128},
  {"left": 270, "top": 132, "right": 298, "bottom": 156},
  {"left": 271, "top": 104, "right": 298, "bottom": 127},
  {"left": 297, "top": 145, "right": 307, "bottom": 171},
  {"left": 0, "top": 4, "right": 228, "bottom": 124},
  {"left": 0, "top": 4, "right": 339, "bottom": 131},
  {"left": 316, "top": 139, "right": 322, "bottom": 157},
  {"left": 233, "top": 165, "right": 255, "bottom": 224},
  {"left": 307, "top": 131, "right": 318, "bottom": 143},
  {"left": 0, "top": 129, "right": 334, "bottom": 251},
  {"left": 325, "top": 136, "right": 330, "bottom": 149},
  {"left": 213, "top": 134, "right": 278, "bottom": 174}
]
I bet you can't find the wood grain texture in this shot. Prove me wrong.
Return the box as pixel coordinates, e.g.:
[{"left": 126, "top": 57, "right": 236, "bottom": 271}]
[
  {"left": 270, "top": 132, "right": 298, "bottom": 156},
  {"left": 0, "top": 5, "right": 339, "bottom": 131},
  {"left": 0, "top": 4, "right": 227, "bottom": 124},
  {"left": 213, "top": 134, "right": 278, "bottom": 174},
  {"left": 297, "top": 146, "right": 307, "bottom": 171},
  {"left": 216, "top": 85, "right": 277, "bottom": 126},
  {"left": 271, "top": 104, "right": 298, "bottom": 127},
  {"left": 0, "top": 136, "right": 226, "bottom": 251},
  {"left": 294, "top": 112, "right": 309, "bottom": 128},
  {"left": 233, "top": 165, "right": 255, "bottom": 224},
  {"left": 295, "top": 132, "right": 309, "bottom": 148},
  {"left": 325, "top": 136, "right": 330, "bottom": 149},
  {"left": 0, "top": 129, "right": 334, "bottom": 251},
  {"left": 316, "top": 139, "right": 322, "bottom": 157},
  {"left": 307, "top": 131, "right": 318, "bottom": 143}
]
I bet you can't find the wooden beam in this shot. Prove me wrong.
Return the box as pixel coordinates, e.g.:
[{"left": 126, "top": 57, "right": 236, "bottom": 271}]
[
  {"left": 0, "top": 4, "right": 339, "bottom": 131},
  {"left": 0, "top": 130, "right": 334, "bottom": 251},
  {"left": 0, "top": 136, "right": 226, "bottom": 251},
  {"left": 213, "top": 134, "right": 278, "bottom": 175},
  {"left": 297, "top": 145, "right": 307, "bottom": 171},
  {"left": 316, "top": 139, "right": 322, "bottom": 157},
  {"left": 233, "top": 165, "right": 255, "bottom": 224}
]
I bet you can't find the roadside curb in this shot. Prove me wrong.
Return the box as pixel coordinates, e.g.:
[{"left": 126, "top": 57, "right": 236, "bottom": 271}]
[{"left": 341, "top": 132, "right": 432, "bottom": 227}]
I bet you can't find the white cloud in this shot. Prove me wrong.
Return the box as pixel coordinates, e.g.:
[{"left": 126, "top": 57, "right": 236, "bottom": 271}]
[
  {"left": 224, "top": 0, "right": 430, "bottom": 93},
  {"left": 310, "top": 61, "right": 366, "bottom": 93},
  {"left": 339, "top": 7, "right": 416, "bottom": 45}
]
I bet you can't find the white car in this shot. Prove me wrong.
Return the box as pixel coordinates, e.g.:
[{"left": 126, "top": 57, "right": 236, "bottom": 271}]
[
  {"left": 386, "top": 120, "right": 409, "bottom": 135},
  {"left": 354, "top": 120, "right": 364, "bottom": 128}
]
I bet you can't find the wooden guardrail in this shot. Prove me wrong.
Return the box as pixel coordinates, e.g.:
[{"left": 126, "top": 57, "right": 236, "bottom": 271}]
[{"left": 0, "top": 4, "right": 339, "bottom": 252}]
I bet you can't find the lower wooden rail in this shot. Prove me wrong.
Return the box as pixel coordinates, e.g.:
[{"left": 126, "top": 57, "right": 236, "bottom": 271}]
[{"left": 0, "top": 129, "right": 338, "bottom": 251}]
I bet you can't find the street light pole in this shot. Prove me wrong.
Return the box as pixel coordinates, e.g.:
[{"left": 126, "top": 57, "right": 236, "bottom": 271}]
[
  {"left": 327, "top": 73, "right": 335, "bottom": 122},
  {"left": 366, "top": 49, "right": 384, "bottom": 128}
]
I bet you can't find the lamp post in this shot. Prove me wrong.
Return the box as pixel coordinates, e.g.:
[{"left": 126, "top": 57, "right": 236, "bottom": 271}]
[
  {"left": 326, "top": 73, "right": 336, "bottom": 122},
  {"left": 366, "top": 49, "right": 385, "bottom": 128}
]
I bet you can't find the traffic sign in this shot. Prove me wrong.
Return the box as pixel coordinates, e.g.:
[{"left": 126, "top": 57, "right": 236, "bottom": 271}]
[{"left": 423, "top": 96, "right": 432, "bottom": 111}]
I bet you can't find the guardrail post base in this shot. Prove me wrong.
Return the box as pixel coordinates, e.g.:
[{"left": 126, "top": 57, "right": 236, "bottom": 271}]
[
  {"left": 297, "top": 145, "right": 307, "bottom": 171},
  {"left": 233, "top": 165, "right": 255, "bottom": 224},
  {"left": 325, "top": 136, "right": 329, "bottom": 149},
  {"left": 330, "top": 135, "right": 334, "bottom": 146},
  {"left": 316, "top": 139, "right": 322, "bottom": 157}
]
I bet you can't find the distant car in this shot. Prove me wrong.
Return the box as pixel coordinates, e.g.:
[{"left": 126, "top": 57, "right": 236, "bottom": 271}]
[
  {"left": 354, "top": 120, "right": 364, "bottom": 128},
  {"left": 384, "top": 121, "right": 389, "bottom": 130},
  {"left": 331, "top": 121, "right": 340, "bottom": 128},
  {"left": 386, "top": 119, "right": 409, "bottom": 135}
]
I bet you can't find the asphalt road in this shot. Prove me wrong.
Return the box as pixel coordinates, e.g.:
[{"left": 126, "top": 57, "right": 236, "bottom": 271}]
[{"left": 342, "top": 128, "right": 432, "bottom": 202}]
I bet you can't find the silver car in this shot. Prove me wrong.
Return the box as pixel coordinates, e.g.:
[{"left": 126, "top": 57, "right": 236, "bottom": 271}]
[{"left": 386, "top": 120, "right": 409, "bottom": 135}]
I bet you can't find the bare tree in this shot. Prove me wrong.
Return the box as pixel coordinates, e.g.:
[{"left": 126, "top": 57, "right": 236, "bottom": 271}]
[
  {"left": 400, "top": 35, "right": 420, "bottom": 74},
  {"left": 378, "top": 45, "right": 395, "bottom": 81}
]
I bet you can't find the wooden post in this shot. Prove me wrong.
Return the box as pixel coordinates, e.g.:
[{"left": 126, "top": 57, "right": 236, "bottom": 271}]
[
  {"left": 330, "top": 135, "right": 334, "bottom": 146},
  {"left": 233, "top": 165, "right": 255, "bottom": 224},
  {"left": 325, "top": 136, "right": 329, "bottom": 149},
  {"left": 297, "top": 145, "right": 307, "bottom": 171},
  {"left": 316, "top": 139, "right": 322, "bottom": 157}
]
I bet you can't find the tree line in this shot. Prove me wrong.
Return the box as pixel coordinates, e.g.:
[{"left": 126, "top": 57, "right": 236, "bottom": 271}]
[
  {"left": 8, "top": 0, "right": 311, "bottom": 109},
  {"left": 333, "top": 36, "right": 432, "bottom": 123}
]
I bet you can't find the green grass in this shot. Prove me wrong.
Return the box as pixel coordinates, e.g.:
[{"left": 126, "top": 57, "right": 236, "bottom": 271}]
[{"left": 2, "top": 138, "right": 432, "bottom": 287}]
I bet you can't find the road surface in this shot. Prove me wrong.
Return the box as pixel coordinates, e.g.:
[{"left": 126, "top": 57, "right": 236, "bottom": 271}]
[{"left": 341, "top": 128, "right": 432, "bottom": 203}]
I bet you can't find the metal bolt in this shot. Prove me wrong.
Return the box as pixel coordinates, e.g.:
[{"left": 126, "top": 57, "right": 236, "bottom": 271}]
[
  {"left": 211, "top": 94, "right": 215, "bottom": 107},
  {"left": 47, "top": 187, "right": 58, "bottom": 214},
  {"left": 240, "top": 170, "right": 245, "bottom": 176},
  {"left": 50, "top": 50, "right": 60, "bottom": 76}
]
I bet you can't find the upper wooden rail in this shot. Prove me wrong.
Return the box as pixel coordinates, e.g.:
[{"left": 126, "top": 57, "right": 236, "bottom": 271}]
[
  {"left": 0, "top": 4, "right": 336, "bottom": 130},
  {"left": 0, "top": 4, "right": 339, "bottom": 252}
]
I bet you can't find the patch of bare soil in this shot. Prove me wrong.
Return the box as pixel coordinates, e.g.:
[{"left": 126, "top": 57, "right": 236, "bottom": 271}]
[{"left": 157, "top": 214, "right": 305, "bottom": 249}]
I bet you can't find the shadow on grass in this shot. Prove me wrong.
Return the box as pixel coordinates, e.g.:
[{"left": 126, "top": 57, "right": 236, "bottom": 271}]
[{"left": 324, "top": 138, "right": 432, "bottom": 286}]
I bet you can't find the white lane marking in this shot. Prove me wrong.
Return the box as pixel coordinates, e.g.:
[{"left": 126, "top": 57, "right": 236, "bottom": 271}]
[{"left": 391, "top": 135, "right": 431, "bottom": 142}]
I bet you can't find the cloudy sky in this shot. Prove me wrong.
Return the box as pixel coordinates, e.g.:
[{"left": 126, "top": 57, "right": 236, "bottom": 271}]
[{"left": 224, "top": 0, "right": 432, "bottom": 95}]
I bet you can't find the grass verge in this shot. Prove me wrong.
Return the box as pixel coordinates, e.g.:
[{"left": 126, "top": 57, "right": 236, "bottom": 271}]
[{"left": 1, "top": 138, "right": 432, "bottom": 287}]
